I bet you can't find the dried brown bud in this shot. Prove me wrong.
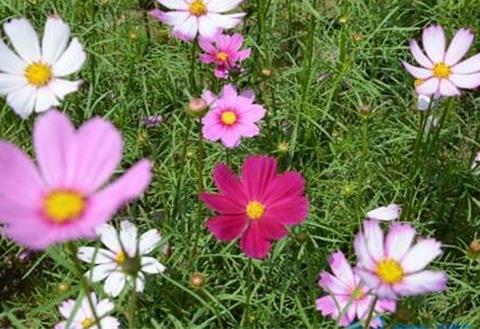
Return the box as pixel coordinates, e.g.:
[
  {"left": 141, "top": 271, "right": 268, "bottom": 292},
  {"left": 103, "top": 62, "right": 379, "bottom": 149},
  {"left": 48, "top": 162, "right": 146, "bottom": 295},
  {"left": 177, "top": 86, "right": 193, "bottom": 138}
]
[
  {"left": 190, "top": 272, "right": 206, "bottom": 289},
  {"left": 469, "top": 240, "right": 480, "bottom": 253},
  {"left": 261, "top": 68, "right": 272, "bottom": 78}
]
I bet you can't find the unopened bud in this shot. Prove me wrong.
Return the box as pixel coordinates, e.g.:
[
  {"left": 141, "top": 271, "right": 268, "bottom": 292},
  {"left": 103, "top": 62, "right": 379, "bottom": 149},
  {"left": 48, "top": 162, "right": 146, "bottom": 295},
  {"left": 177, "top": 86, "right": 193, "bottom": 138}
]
[
  {"left": 261, "top": 68, "right": 272, "bottom": 78},
  {"left": 277, "top": 142, "right": 289, "bottom": 153},
  {"left": 187, "top": 98, "right": 207, "bottom": 117},
  {"left": 190, "top": 272, "right": 206, "bottom": 289},
  {"left": 469, "top": 240, "right": 480, "bottom": 253},
  {"left": 56, "top": 282, "right": 70, "bottom": 293}
]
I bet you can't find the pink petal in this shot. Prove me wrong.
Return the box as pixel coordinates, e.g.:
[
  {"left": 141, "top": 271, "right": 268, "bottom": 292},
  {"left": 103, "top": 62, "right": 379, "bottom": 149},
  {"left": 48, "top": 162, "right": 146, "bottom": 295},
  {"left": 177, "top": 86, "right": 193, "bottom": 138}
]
[
  {"left": 449, "top": 73, "right": 480, "bottom": 89},
  {"left": 33, "top": 110, "right": 75, "bottom": 187},
  {"left": 237, "top": 122, "right": 260, "bottom": 138},
  {"left": 353, "top": 233, "right": 376, "bottom": 270},
  {"left": 241, "top": 155, "right": 277, "bottom": 200},
  {"left": 393, "top": 270, "right": 447, "bottom": 296},
  {"left": 328, "top": 251, "right": 355, "bottom": 287},
  {"left": 229, "top": 33, "right": 244, "bottom": 50},
  {"left": 451, "top": 53, "right": 480, "bottom": 74},
  {"left": 376, "top": 299, "right": 396, "bottom": 313},
  {"left": 198, "top": 37, "right": 216, "bottom": 53},
  {"left": 318, "top": 271, "right": 350, "bottom": 295},
  {"left": 385, "top": 223, "right": 415, "bottom": 260},
  {"left": 212, "top": 163, "right": 247, "bottom": 203},
  {"left": 255, "top": 219, "right": 288, "bottom": 240},
  {"left": 263, "top": 196, "right": 309, "bottom": 225},
  {"left": 203, "top": 122, "right": 226, "bottom": 141},
  {"left": 409, "top": 39, "right": 433, "bottom": 68},
  {"left": 315, "top": 295, "right": 339, "bottom": 317},
  {"left": 200, "top": 192, "right": 244, "bottom": 213},
  {"left": 401, "top": 238, "right": 442, "bottom": 273},
  {"left": 439, "top": 79, "right": 460, "bottom": 96},
  {"left": 415, "top": 77, "right": 439, "bottom": 95},
  {"left": 354, "top": 268, "right": 381, "bottom": 290},
  {"left": 444, "top": 28, "right": 474, "bottom": 66},
  {"left": 363, "top": 219, "right": 384, "bottom": 262},
  {"left": 402, "top": 61, "right": 433, "bottom": 79},
  {"left": 239, "top": 224, "right": 271, "bottom": 259},
  {"left": 206, "top": 214, "right": 248, "bottom": 241},
  {"left": 239, "top": 104, "right": 266, "bottom": 122},
  {"left": 422, "top": 24, "right": 446, "bottom": 63},
  {"left": 220, "top": 129, "right": 241, "bottom": 148}
]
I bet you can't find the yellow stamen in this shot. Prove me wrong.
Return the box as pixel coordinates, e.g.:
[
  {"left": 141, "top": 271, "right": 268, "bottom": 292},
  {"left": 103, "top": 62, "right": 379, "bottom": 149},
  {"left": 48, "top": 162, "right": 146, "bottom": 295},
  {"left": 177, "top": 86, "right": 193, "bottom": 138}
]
[
  {"left": 351, "top": 287, "right": 364, "bottom": 300},
  {"left": 221, "top": 110, "right": 237, "bottom": 125},
  {"left": 43, "top": 190, "right": 85, "bottom": 223},
  {"left": 81, "top": 318, "right": 94, "bottom": 329},
  {"left": 189, "top": 0, "right": 207, "bottom": 16},
  {"left": 414, "top": 79, "right": 424, "bottom": 87},
  {"left": 376, "top": 259, "right": 404, "bottom": 284},
  {"left": 216, "top": 52, "right": 229, "bottom": 62},
  {"left": 25, "top": 62, "right": 53, "bottom": 87},
  {"left": 246, "top": 201, "right": 265, "bottom": 220},
  {"left": 115, "top": 251, "right": 126, "bottom": 265},
  {"left": 432, "top": 62, "right": 451, "bottom": 79}
]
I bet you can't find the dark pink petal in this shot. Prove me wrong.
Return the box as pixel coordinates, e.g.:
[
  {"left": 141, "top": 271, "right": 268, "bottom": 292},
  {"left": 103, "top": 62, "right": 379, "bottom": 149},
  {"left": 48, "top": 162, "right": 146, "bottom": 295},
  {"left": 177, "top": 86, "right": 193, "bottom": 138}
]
[
  {"left": 33, "top": 110, "right": 75, "bottom": 187},
  {"left": 198, "top": 37, "right": 216, "bottom": 53},
  {"left": 239, "top": 224, "right": 271, "bottom": 259},
  {"left": 264, "top": 172, "right": 305, "bottom": 205},
  {"left": 228, "top": 33, "right": 244, "bottom": 50},
  {"left": 256, "top": 219, "right": 288, "bottom": 240},
  {"left": 263, "top": 196, "right": 308, "bottom": 226},
  {"left": 0, "top": 141, "right": 45, "bottom": 205},
  {"left": 205, "top": 214, "right": 248, "bottom": 241},
  {"left": 212, "top": 163, "right": 247, "bottom": 203},
  {"left": 241, "top": 155, "right": 277, "bottom": 200},
  {"left": 200, "top": 192, "right": 244, "bottom": 214}
]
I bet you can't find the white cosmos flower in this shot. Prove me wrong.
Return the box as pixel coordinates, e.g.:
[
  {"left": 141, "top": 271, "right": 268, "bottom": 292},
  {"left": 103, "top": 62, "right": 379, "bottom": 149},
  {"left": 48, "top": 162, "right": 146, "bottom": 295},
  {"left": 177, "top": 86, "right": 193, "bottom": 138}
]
[
  {"left": 55, "top": 293, "right": 119, "bottom": 329},
  {"left": 472, "top": 152, "right": 480, "bottom": 175},
  {"left": 0, "top": 16, "right": 86, "bottom": 118},
  {"left": 78, "top": 221, "right": 166, "bottom": 297}
]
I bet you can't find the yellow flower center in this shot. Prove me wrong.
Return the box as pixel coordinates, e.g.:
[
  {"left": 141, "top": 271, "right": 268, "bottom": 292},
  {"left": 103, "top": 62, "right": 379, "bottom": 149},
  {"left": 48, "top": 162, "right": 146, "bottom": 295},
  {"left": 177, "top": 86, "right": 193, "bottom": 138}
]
[
  {"left": 81, "top": 318, "right": 94, "bottom": 329},
  {"left": 115, "top": 251, "right": 126, "bottom": 265},
  {"left": 351, "top": 287, "right": 364, "bottom": 300},
  {"left": 189, "top": 0, "right": 207, "bottom": 16},
  {"left": 216, "top": 51, "right": 229, "bottom": 62},
  {"left": 246, "top": 201, "right": 265, "bottom": 220},
  {"left": 432, "top": 62, "right": 451, "bottom": 79},
  {"left": 414, "top": 79, "right": 424, "bottom": 87},
  {"left": 221, "top": 110, "right": 237, "bottom": 126},
  {"left": 43, "top": 190, "right": 85, "bottom": 223},
  {"left": 25, "top": 62, "right": 53, "bottom": 87},
  {"left": 376, "top": 259, "right": 404, "bottom": 284}
]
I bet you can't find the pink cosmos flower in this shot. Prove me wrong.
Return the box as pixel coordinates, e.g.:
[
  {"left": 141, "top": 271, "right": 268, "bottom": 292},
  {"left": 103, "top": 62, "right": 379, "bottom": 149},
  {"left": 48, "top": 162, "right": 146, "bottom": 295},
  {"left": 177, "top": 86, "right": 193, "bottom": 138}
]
[
  {"left": 150, "top": 0, "right": 245, "bottom": 42},
  {"left": 316, "top": 251, "right": 396, "bottom": 327},
  {"left": 0, "top": 110, "right": 152, "bottom": 249},
  {"left": 200, "top": 155, "right": 309, "bottom": 259},
  {"left": 199, "top": 33, "right": 251, "bottom": 79},
  {"left": 354, "top": 219, "right": 447, "bottom": 300},
  {"left": 403, "top": 24, "right": 480, "bottom": 96},
  {"left": 201, "top": 84, "right": 266, "bottom": 148}
]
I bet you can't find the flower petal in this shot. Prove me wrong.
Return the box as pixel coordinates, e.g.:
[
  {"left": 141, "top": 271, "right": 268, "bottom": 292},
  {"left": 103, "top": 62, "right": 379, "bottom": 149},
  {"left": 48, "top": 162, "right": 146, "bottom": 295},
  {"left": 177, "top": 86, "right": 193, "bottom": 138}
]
[
  {"left": 385, "top": 223, "right": 415, "bottom": 260},
  {"left": 140, "top": 256, "right": 166, "bottom": 274},
  {"left": 6, "top": 85, "right": 37, "bottom": 118},
  {"left": 103, "top": 271, "right": 126, "bottom": 297},
  {"left": 393, "top": 270, "right": 447, "bottom": 296},
  {"left": 415, "top": 77, "right": 439, "bottom": 95},
  {"left": 212, "top": 163, "right": 247, "bottom": 203},
  {"left": 3, "top": 18, "right": 41, "bottom": 62},
  {"left": 422, "top": 24, "right": 446, "bottom": 63},
  {"left": 439, "top": 79, "right": 460, "bottom": 96},
  {"left": 77, "top": 246, "right": 115, "bottom": 264},
  {"left": 402, "top": 61, "right": 433, "bottom": 79},
  {"left": 409, "top": 39, "right": 433, "bottom": 69},
  {"left": 52, "top": 38, "right": 86, "bottom": 77},
  {"left": 328, "top": 251, "right": 355, "bottom": 287},
  {"left": 99, "top": 223, "right": 121, "bottom": 253},
  {"left": 363, "top": 219, "right": 384, "bottom": 262},
  {"left": 207, "top": 0, "right": 244, "bottom": 12},
  {"left": 0, "top": 39, "right": 26, "bottom": 74},
  {"left": 206, "top": 214, "right": 248, "bottom": 241},
  {"left": 85, "top": 263, "right": 117, "bottom": 282},
  {"left": 119, "top": 221, "right": 138, "bottom": 257},
  {"left": 239, "top": 224, "right": 271, "bottom": 259},
  {"left": 451, "top": 53, "right": 480, "bottom": 74},
  {"left": 449, "top": 73, "right": 480, "bottom": 89},
  {"left": 401, "top": 238, "right": 442, "bottom": 273},
  {"left": 41, "top": 17, "right": 71, "bottom": 64},
  {"left": 139, "top": 229, "right": 162, "bottom": 255},
  {"left": 366, "top": 204, "right": 401, "bottom": 221},
  {"left": 241, "top": 155, "right": 277, "bottom": 200},
  {"left": 158, "top": 0, "right": 189, "bottom": 10},
  {"left": 444, "top": 28, "right": 474, "bottom": 66},
  {"left": 34, "top": 87, "right": 59, "bottom": 113}
]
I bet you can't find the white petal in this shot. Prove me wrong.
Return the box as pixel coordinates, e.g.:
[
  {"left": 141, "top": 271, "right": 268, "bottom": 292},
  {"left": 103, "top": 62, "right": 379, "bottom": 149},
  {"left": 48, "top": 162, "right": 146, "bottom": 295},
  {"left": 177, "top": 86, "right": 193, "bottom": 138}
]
[
  {"left": 401, "top": 239, "right": 442, "bottom": 273},
  {"left": 52, "top": 38, "right": 86, "bottom": 77},
  {"left": 135, "top": 272, "right": 145, "bottom": 292},
  {"left": 0, "top": 39, "right": 26, "bottom": 74},
  {"left": 451, "top": 53, "right": 480, "bottom": 74},
  {"left": 422, "top": 24, "right": 446, "bottom": 64},
  {"left": 103, "top": 272, "right": 127, "bottom": 297},
  {"left": 141, "top": 256, "right": 166, "bottom": 274},
  {"left": 42, "top": 16, "right": 71, "bottom": 64},
  {"left": 120, "top": 221, "right": 138, "bottom": 257},
  {"left": 198, "top": 15, "right": 222, "bottom": 39},
  {"left": 158, "top": 0, "right": 189, "bottom": 10},
  {"left": 85, "top": 263, "right": 117, "bottom": 282},
  {"left": 366, "top": 204, "right": 401, "bottom": 221},
  {"left": 34, "top": 87, "right": 59, "bottom": 113},
  {"left": 49, "top": 78, "right": 82, "bottom": 99},
  {"left": 206, "top": 0, "right": 244, "bottom": 13},
  {"left": 363, "top": 219, "right": 384, "bottom": 262},
  {"left": 172, "top": 16, "right": 199, "bottom": 41},
  {"left": 439, "top": 79, "right": 460, "bottom": 96},
  {"left": 415, "top": 77, "right": 439, "bottom": 96},
  {"left": 205, "top": 13, "right": 245, "bottom": 30},
  {"left": 0, "top": 73, "right": 28, "bottom": 96},
  {"left": 77, "top": 247, "right": 115, "bottom": 264},
  {"left": 95, "top": 299, "right": 114, "bottom": 317},
  {"left": 139, "top": 229, "right": 162, "bottom": 255},
  {"left": 58, "top": 299, "right": 76, "bottom": 319},
  {"left": 3, "top": 18, "right": 41, "bottom": 62},
  {"left": 6, "top": 85, "right": 36, "bottom": 118},
  {"left": 98, "top": 317, "right": 120, "bottom": 329},
  {"left": 99, "top": 223, "right": 121, "bottom": 253},
  {"left": 416, "top": 94, "right": 431, "bottom": 111}
]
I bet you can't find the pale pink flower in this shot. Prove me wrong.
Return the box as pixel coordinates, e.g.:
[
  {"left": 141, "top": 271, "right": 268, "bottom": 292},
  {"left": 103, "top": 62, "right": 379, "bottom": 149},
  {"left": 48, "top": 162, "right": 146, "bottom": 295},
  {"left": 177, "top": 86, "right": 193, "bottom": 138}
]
[
  {"left": 199, "top": 33, "right": 251, "bottom": 79},
  {"left": 150, "top": 0, "right": 245, "bottom": 42},
  {"left": 0, "top": 110, "right": 152, "bottom": 249},
  {"left": 201, "top": 84, "right": 266, "bottom": 148},
  {"left": 316, "top": 251, "right": 396, "bottom": 327},
  {"left": 403, "top": 24, "right": 480, "bottom": 96},
  {"left": 355, "top": 219, "right": 447, "bottom": 300}
]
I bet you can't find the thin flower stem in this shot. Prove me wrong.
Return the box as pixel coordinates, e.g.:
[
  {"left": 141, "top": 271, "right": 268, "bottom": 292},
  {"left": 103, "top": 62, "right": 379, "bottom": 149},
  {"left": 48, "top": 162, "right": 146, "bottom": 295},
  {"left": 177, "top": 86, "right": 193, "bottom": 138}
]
[
  {"left": 128, "top": 275, "right": 138, "bottom": 329},
  {"left": 190, "top": 41, "right": 198, "bottom": 93},
  {"left": 363, "top": 295, "right": 378, "bottom": 329},
  {"left": 191, "top": 120, "right": 205, "bottom": 257},
  {"left": 66, "top": 242, "right": 103, "bottom": 329}
]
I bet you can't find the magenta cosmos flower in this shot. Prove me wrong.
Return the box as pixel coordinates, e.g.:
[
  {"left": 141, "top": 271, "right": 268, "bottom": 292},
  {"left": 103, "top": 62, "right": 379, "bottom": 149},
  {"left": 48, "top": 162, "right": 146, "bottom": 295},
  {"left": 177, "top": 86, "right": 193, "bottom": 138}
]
[
  {"left": 354, "top": 219, "right": 447, "bottom": 300},
  {"left": 150, "top": 0, "right": 245, "bottom": 42},
  {"left": 199, "top": 33, "right": 251, "bottom": 79},
  {"left": 316, "top": 251, "right": 396, "bottom": 327},
  {"left": 200, "top": 156, "right": 309, "bottom": 259},
  {"left": 403, "top": 24, "right": 480, "bottom": 96},
  {"left": 0, "top": 110, "right": 152, "bottom": 249},
  {"left": 202, "top": 84, "right": 266, "bottom": 148}
]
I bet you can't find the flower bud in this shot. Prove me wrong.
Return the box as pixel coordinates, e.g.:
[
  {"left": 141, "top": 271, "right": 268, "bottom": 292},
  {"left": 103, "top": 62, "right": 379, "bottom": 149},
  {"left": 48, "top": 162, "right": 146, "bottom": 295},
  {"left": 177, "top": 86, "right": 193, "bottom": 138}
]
[
  {"left": 277, "top": 142, "right": 289, "bottom": 153},
  {"left": 469, "top": 240, "right": 480, "bottom": 253},
  {"left": 190, "top": 272, "right": 206, "bottom": 289},
  {"left": 56, "top": 282, "right": 70, "bottom": 293},
  {"left": 261, "top": 68, "right": 272, "bottom": 78},
  {"left": 187, "top": 98, "right": 208, "bottom": 117}
]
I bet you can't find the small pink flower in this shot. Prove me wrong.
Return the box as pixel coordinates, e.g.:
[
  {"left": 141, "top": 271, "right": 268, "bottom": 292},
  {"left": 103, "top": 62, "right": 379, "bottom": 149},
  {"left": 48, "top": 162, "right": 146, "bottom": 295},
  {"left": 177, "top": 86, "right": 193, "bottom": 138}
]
[
  {"left": 200, "top": 155, "right": 309, "bottom": 259},
  {"left": 354, "top": 219, "right": 447, "bottom": 300},
  {"left": 316, "top": 251, "right": 396, "bottom": 327},
  {"left": 403, "top": 24, "right": 480, "bottom": 96},
  {"left": 199, "top": 33, "right": 251, "bottom": 79},
  {"left": 201, "top": 84, "right": 266, "bottom": 148},
  {"left": 0, "top": 110, "right": 152, "bottom": 249},
  {"left": 150, "top": 0, "right": 245, "bottom": 42}
]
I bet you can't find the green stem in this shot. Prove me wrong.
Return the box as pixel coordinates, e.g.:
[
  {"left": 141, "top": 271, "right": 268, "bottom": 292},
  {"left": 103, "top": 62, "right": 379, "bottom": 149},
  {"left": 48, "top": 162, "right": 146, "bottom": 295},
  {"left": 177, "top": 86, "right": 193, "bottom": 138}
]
[
  {"left": 363, "top": 295, "right": 378, "bottom": 328},
  {"left": 128, "top": 275, "right": 138, "bottom": 329},
  {"left": 190, "top": 41, "right": 198, "bottom": 93},
  {"left": 66, "top": 243, "right": 103, "bottom": 329}
]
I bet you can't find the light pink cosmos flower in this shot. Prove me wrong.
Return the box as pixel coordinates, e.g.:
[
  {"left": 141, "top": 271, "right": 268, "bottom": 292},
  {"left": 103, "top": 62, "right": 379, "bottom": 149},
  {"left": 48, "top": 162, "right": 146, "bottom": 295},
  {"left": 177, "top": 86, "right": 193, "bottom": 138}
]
[
  {"left": 150, "top": 0, "right": 245, "bottom": 42},
  {"left": 354, "top": 219, "right": 447, "bottom": 300},
  {"left": 200, "top": 156, "right": 309, "bottom": 259},
  {"left": 0, "top": 110, "right": 152, "bottom": 249},
  {"left": 199, "top": 33, "right": 251, "bottom": 79},
  {"left": 403, "top": 24, "right": 480, "bottom": 96},
  {"left": 316, "top": 251, "right": 396, "bottom": 327},
  {"left": 201, "top": 84, "right": 266, "bottom": 148}
]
